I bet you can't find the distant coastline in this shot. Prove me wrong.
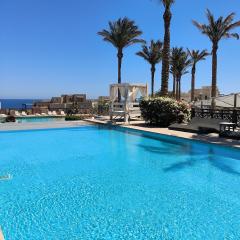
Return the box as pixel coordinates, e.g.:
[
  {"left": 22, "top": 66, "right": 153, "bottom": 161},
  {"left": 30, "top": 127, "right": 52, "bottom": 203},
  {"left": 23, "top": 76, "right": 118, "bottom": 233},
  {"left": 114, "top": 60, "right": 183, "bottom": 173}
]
[{"left": 0, "top": 99, "right": 42, "bottom": 109}]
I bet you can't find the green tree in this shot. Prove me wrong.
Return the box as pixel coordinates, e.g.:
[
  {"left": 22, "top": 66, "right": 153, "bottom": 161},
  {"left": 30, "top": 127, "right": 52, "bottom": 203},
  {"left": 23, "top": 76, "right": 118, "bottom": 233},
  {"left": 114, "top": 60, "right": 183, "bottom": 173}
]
[
  {"left": 187, "top": 49, "right": 209, "bottom": 102},
  {"left": 98, "top": 18, "right": 145, "bottom": 101},
  {"left": 136, "top": 40, "right": 163, "bottom": 96},
  {"left": 170, "top": 48, "right": 191, "bottom": 100},
  {"left": 170, "top": 47, "right": 180, "bottom": 98},
  {"left": 193, "top": 10, "right": 240, "bottom": 107},
  {"left": 159, "top": 0, "right": 175, "bottom": 96}
]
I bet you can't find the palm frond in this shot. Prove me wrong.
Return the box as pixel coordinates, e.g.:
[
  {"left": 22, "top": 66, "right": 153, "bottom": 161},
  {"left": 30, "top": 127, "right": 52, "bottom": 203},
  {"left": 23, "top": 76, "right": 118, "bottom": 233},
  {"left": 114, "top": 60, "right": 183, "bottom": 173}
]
[
  {"left": 136, "top": 40, "right": 163, "bottom": 65},
  {"left": 98, "top": 17, "right": 144, "bottom": 50},
  {"left": 187, "top": 49, "right": 209, "bottom": 64},
  {"left": 170, "top": 47, "right": 191, "bottom": 77},
  {"left": 160, "top": 0, "right": 175, "bottom": 8},
  {"left": 193, "top": 9, "right": 240, "bottom": 44}
]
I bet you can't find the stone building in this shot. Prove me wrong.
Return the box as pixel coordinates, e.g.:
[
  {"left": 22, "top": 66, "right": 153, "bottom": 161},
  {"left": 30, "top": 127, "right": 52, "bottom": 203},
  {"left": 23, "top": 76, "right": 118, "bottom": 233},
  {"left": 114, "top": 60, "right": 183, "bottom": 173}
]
[
  {"left": 33, "top": 94, "right": 92, "bottom": 114},
  {"left": 181, "top": 86, "right": 220, "bottom": 102}
]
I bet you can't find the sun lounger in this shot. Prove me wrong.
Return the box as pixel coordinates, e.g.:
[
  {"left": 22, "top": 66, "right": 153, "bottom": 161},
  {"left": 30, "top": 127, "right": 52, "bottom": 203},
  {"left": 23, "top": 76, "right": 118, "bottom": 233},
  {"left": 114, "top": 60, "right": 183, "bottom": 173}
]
[
  {"left": 41, "top": 113, "right": 47, "bottom": 116},
  {"left": 219, "top": 121, "right": 240, "bottom": 139},
  {"left": 35, "top": 113, "right": 41, "bottom": 116},
  {"left": 48, "top": 111, "right": 53, "bottom": 116},
  {"left": 52, "top": 111, "right": 57, "bottom": 115},
  {"left": 21, "top": 111, "right": 27, "bottom": 116},
  {"left": 169, "top": 117, "right": 227, "bottom": 133},
  {"left": 14, "top": 111, "right": 21, "bottom": 117},
  {"left": 60, "top": 111, "right": 65, "bottom": 115}
]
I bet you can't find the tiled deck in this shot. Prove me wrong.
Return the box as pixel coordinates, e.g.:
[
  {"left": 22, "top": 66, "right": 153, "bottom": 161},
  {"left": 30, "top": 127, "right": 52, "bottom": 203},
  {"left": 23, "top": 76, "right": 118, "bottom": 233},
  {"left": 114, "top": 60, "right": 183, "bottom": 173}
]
[
  {"left": 0, "top": 228, "right": 4, "bottom": 240},
  {"left": 85, "top": 118, "right": 240, "bottom": 149},
  {"left": 0, "top": 121, "right": 91, "bottom": 131}
]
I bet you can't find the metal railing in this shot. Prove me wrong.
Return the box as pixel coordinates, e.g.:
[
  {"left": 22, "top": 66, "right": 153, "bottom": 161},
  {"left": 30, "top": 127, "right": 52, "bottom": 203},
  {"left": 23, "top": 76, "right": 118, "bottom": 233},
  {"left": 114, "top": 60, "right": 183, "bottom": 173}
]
[{"left": 191, "top": 108, "right": 240, "bottom": 124}]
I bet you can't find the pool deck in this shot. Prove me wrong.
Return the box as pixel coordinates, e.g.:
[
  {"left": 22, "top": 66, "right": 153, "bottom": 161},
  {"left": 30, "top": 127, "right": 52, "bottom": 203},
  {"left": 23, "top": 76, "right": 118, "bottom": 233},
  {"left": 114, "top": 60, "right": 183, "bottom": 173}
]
[
  {"left": 0, "top": 120, "right": 91, "bottom": 131},
  {"left": 0, "top": 228, "right": 4, "bottom": 240},
  {"left": 85, "top": 118, "right": 240, "bottom": 149}
]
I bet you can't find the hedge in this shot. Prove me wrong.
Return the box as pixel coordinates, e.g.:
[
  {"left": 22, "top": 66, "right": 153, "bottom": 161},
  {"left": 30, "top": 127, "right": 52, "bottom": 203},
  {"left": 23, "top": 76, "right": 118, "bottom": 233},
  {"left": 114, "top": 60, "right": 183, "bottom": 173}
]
[{"left": 139, "top": 97, "right": 191, "bottom": 127}]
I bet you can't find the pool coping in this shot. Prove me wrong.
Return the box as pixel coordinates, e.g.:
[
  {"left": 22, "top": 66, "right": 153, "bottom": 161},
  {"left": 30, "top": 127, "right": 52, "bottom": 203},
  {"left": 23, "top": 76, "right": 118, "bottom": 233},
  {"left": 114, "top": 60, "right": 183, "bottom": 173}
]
[
  {"left": 84, "top": 119, "right": 240, "bottom": 149},
  {"left": 0, "top": 228, "right": 4, "bottom": 240},
  {"left": 0, "top": 120, "right": 92, "bottom": 132}
]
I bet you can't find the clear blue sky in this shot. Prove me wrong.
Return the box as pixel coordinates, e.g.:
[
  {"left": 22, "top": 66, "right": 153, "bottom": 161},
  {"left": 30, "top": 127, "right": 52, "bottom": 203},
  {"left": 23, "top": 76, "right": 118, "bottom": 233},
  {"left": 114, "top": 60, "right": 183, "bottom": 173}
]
[{"left": 0, "top": 0, "right": 240, "bottom": 99}]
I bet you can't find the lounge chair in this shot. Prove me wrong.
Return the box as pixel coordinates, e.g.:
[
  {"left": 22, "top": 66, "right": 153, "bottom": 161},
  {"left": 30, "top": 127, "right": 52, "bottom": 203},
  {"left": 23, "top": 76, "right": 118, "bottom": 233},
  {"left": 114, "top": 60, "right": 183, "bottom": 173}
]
[
  {"left": 52, "top": 111, "right": 57, "bottom": 116},
  {"left": 60, "top": 111, "right": 65, "bottom": 115},
  {"left": 14, "top": 111, "right": 21, "bottom": 117},
  {"left": 35, "top": 113, "right": 41, "bottom": 116},
  {"left": 169, "top": 117, "right": 227, "bottom": 134},
  {"left": 48, "top": 111, "right": 53, "bottom": 116},
  {"left": 21, "top": 111, "right": 27, "bottom": 116},
  {"left": 41, "top": 113, "right": 47, "bottom": 116},
  {"left": 219, "top": 121, "right": 240, "bottom": 139}
]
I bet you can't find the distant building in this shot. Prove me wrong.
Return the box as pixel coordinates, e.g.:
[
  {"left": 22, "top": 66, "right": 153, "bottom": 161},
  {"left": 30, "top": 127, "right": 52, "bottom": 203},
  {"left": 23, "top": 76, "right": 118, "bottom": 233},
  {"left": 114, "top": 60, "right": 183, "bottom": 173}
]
[
  {"left": 33, "top": 94, "right": 92, "bottom": 114},
  {"left": 181, "top": 86, "right": 220, "bottom": 102},
  {"left": 98, "top": 96, "right": 110, "bottom": 102}
]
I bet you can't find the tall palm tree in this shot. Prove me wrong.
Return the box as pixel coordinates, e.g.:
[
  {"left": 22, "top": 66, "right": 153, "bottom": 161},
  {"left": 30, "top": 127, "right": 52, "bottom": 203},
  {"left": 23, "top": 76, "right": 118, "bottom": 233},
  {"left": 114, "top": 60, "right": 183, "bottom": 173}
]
[
  {"left": 170, "top": 47, "right": 180, "bottom": 98},
  {"left": 193, "top": 9, "right": 240, "bottom": 107},
  {"left": 159, "top": 0, "right": 175, "bottom": 96},
  {"left": 98, "top": 18, "right": 145, "bottom": 101},
  {"left": 187, "top": 49, "right": 209, "bottom": 102},
  {"left": 136, "top": 40, "right": 163, "bottom": 97},
  {"left": 170, "top": 48, "right": 191, "bottom": 100}
]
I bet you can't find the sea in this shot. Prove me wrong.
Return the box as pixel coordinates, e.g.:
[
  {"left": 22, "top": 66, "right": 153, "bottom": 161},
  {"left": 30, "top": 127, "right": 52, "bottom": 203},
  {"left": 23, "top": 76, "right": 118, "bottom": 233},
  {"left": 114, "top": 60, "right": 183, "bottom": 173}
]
[{"left": 0, "top": 99, "right": 41, "bottom": 109}]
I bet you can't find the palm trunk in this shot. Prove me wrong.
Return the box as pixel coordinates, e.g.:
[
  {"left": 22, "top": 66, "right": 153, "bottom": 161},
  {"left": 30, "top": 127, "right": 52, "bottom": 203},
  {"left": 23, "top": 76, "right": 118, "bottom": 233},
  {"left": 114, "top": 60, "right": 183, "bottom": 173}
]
[
  {"left": 178, "top": 77, "right": 181, "bottom": 101},
  {"left": 211, "top": 43, "right": 218, "bottom": 108},
  {"left": 176, "top": 75, "right": 181, "bottom": 101},
  {"left": 151, "top": 64, "right": 156, "bottom": 97},
  {"left": 160, "top": 8, "right": 172, "bottom": 96},
  {"left": 191, "top": 63, "right": 196, "bottom": 102},
  {"left": 117, "top": 49, "right": 123, "bottom": 102},
  {"left": 172, "top": 74, "right": 176, "bottom": 98},
  {"left": 176, "top": 78, "right": 179, "bottom": 100}
]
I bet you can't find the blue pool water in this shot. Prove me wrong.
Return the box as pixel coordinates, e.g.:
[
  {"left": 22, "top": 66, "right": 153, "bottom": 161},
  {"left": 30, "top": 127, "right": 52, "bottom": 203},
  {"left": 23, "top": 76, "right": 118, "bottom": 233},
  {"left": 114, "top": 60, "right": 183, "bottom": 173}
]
[
  {"left": 16, "top": 117, "right": 65, "bottom": 123},
  {"left": 0, "top": 126, "right": 240, "bottom": 239}
]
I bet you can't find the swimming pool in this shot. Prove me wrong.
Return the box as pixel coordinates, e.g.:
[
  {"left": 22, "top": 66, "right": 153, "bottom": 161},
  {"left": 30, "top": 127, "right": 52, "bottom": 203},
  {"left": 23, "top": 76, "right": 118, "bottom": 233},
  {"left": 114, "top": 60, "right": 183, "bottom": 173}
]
[
  {"left": 0, "top": 125, "right": 240, "bottom": 239},
  {"left": 16, "top": 116, "right": 65, "bottom": 123}
]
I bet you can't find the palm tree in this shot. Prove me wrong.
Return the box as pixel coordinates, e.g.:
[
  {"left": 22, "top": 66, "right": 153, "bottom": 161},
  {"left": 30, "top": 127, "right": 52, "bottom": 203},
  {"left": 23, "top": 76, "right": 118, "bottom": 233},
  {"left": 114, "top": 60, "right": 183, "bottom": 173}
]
[
  {"left": 193, "top": 9, "right": 240, "bottom": 107},
  {"left": 98, "top": 18, "right": 145, "bottom": 101},
  {"left": 170, "top": 48, "right": 191, "bottom": 100},
  {"left": 170, "top": 47, "right": 180, "bottom": 98},
  {"left": 136, "top": 40, "right": 163, "bottom": 97},
  {"left": 187, "top": 49, "right": 209, "bottom": 102},
  {"left": 159, "top": 0, "right": 175, "bottom": 96}
]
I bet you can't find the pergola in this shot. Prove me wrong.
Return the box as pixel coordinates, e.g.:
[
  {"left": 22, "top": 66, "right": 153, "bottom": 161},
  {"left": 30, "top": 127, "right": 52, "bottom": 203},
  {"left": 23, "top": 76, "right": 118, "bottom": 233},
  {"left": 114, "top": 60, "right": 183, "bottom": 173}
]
[{"left": 109, "top": 83, "right": 148, "bottom": 123}]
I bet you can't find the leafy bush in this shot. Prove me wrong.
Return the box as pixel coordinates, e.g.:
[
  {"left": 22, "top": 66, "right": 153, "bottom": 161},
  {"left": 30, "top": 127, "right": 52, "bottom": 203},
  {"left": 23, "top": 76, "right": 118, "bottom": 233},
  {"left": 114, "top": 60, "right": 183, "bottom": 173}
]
[
  {"left": 97, "top": 102, "right": 109, "bottom": 115},
  {"left": 65, "top": 115, "right": 84, "bottom": 121},
  {"left": 140, "top": 97, "right": 191, "bottom": 127},
  {"left": 5, "top": 115, "right": 16, "bottom": 122}
]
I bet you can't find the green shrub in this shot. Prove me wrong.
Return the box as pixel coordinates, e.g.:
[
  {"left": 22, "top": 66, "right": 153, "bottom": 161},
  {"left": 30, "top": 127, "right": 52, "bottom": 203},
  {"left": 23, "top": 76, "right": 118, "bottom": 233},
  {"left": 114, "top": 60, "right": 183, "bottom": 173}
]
[
  {"left": 65, "top": 115, "right": 84, "bottom": 121},
  {"left": 139, "top": 97, "right": 191, "bottom": 127}
]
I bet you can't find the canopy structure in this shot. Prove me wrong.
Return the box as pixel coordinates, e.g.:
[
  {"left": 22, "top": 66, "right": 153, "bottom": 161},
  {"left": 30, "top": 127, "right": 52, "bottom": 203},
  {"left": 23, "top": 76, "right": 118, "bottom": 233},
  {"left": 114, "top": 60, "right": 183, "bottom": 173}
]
[
  {"left": 109, "top": 83, "right": 148, "bottom": 122},
  {"left": 193, "top": 93, "right": 240, "bottom": 108}
]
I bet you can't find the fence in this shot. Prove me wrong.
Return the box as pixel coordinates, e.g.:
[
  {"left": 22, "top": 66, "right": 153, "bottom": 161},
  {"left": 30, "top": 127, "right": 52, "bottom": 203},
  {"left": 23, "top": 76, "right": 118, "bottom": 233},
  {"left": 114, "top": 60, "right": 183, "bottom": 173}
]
[{"left": 191, "top": 108, "right": 240, "bottom": 124}]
